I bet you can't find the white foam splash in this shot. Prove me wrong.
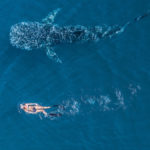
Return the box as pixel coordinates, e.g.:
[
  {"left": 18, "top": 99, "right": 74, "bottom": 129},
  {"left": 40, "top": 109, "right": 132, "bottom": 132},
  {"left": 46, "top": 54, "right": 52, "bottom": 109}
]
[
  {"left": 57, "top": 99, "right": 80, "bottom": 116},
  {"left": 128, "top": 84, "right": 141, "bottom": 95},
  {"left": 87, "top": 97, "right": 96, "bottom": 105},
  {"left": 99, "top": 96, "right": 111, "bottom": 111},
  {"left": 115, "top": 89, "right": 126, "bottom": 109},
  {"left": 83, "top": 95, "right": 114, "bottom": 111},
  {"left": 43, "top": 87, "right": 135, "bottom": 120}
]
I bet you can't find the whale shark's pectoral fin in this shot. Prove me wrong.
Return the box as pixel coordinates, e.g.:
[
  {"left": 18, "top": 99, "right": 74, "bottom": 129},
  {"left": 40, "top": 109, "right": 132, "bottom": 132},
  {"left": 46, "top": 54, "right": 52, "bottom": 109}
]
[
  {"left": 46, "top": 47, "right": 62, "bottom": 63},
  {"left": 42, "top": 8, "right": 61, "bottom": 24}
]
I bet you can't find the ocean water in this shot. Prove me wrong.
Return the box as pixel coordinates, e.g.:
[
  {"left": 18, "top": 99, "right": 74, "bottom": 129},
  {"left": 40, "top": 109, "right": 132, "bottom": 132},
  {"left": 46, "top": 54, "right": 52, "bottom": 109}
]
[{"left": 0, "top": 0, "right": 150, "bottom": 149}]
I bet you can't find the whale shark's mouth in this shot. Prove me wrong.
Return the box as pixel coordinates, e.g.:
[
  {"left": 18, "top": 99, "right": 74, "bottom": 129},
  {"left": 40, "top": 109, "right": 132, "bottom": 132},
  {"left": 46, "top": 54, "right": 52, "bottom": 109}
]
[{"left": 10, "top": 22, "right": 44, "bottom": 50}]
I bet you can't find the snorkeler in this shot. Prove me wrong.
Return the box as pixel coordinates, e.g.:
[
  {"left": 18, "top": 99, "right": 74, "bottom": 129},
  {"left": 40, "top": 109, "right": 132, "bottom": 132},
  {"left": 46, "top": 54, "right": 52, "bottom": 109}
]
[{"left": 20, "top": 103, "right": 62, "bottom": 117}]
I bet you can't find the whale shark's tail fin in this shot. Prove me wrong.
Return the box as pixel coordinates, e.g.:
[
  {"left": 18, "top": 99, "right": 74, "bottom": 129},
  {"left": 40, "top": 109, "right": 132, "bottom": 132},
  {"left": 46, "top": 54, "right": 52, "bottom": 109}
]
[
  {"left": 101, "top": 10, "right": 150, "bottom": 38},
  {"left": 133, "top": 10, "right": 150, "bottom": 23},
  {"left": 122, "top": 9, "right": 150, "bottom": 30},
  {"left": 121, "top": 10, "right": 150, "bottom": 32}
]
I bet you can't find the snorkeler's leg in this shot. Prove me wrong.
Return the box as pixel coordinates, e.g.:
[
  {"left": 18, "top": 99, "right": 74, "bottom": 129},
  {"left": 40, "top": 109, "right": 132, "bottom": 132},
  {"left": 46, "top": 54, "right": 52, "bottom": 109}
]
[
  {"left": 41, "top": 105, "right": 61, "bottom": 109},
  {"left": 42, "top": 106, "right": 51, "bottom": 109},
  {"left": 40, "top": 110, "right": 48, "bottom": 117},
  {"left": 37, "top": 110, "right": 62, "bottom": 117}
]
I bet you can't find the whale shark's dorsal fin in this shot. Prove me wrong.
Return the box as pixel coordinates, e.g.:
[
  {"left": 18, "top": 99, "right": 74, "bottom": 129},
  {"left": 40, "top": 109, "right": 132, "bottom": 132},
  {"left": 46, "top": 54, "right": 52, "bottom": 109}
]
[
  {"left": 42, "top": 8, "right": 61, "bottom": 24},
  {"left": 46, "top": 46, "right": 62, "bottom": 63}
]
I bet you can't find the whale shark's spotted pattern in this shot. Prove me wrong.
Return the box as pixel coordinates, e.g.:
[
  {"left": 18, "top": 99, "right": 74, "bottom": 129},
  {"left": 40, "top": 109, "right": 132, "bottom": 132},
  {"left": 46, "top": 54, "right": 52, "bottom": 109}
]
[{"left": 10, "top": 9, "right": 150, "bottom": 63}]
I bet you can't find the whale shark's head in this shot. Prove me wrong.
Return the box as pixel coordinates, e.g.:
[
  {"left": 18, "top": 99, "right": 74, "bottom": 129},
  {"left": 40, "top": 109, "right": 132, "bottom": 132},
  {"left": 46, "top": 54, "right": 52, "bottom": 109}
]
[{"left": 10, "top": 22, "right": 45, "bottom": 50}]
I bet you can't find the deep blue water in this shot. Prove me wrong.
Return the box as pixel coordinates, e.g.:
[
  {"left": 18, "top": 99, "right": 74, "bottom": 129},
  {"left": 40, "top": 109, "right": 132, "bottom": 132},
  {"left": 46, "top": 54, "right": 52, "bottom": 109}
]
[{"left": 0, "top": 0, "right": 150, "bottom": 149}]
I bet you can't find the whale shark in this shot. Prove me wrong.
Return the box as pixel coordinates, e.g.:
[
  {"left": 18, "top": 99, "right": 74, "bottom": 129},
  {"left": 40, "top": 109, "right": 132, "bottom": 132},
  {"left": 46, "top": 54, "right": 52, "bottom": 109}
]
[{"left": 10, "top": 9, "right": 150, "bottom": 63}]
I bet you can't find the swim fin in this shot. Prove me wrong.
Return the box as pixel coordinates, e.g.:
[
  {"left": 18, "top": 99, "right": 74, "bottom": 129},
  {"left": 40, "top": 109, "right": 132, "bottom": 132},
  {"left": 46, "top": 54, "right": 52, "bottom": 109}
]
[
  {"left": 49, "top": 113, "right": 62, "bottom": 117},
  {"left": 51, "top": 105, "right": 65, "bottom": 109}
]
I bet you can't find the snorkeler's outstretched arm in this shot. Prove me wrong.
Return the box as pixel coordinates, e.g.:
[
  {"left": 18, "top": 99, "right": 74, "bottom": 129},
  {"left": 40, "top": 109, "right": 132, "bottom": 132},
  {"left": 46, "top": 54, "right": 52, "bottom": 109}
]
[
  {"left": 46, "top": 47, "right": 62, "bottom": 63},
  {"left": 42, "top": 8, "right": 61, "bottom": 24}
]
